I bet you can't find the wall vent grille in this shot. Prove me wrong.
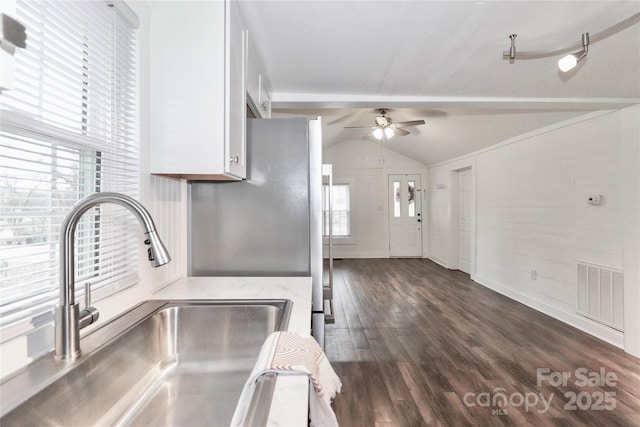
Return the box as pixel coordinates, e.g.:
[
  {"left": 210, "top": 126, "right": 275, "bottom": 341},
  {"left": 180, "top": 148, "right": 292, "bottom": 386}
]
[{"left": 577, "top": 261, "right": 624, "bottom": 331}]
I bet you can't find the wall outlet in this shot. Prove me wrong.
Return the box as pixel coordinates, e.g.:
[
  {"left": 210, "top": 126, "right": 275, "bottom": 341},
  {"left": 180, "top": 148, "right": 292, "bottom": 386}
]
[
  {"left": 530, "top": 269, "right": 537, "bottom": 280},
  {"left": 587, "top": 195, "right": 605, "bottom": 206}
]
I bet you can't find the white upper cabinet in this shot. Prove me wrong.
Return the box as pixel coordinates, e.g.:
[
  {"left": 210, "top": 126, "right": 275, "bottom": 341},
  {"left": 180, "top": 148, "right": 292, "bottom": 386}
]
[
  {"left": 246, "top": 36, "right": 261, "bottom": 115},
  {"left": 150, "top": 0, "right": 247, "bottom": 180},
  {"left": 258, "top": 74, "right": 272, "bottom": 119},
  {"left": 246, "top": 33, "right": 272, "bottom": 119}
]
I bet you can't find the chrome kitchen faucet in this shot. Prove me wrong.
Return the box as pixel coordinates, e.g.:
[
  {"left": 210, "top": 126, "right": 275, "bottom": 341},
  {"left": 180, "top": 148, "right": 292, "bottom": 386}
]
[{"left": 54, "top": 192, "right": 171, "bottom": 360}]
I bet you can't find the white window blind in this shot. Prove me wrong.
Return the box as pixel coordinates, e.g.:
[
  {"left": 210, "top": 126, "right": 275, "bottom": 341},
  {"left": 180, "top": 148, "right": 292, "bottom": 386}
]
[
  {"left": 0, "top": 0, "right": 139, "bottom": 342},
  {"left": 323, "top": 184, "right": 350, "bottom": 237}
]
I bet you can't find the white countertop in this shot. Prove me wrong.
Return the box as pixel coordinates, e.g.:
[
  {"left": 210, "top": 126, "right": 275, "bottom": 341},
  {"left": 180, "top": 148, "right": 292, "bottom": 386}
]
[{"left": 153, "top": 276, "right": 312, "bottom": 426}]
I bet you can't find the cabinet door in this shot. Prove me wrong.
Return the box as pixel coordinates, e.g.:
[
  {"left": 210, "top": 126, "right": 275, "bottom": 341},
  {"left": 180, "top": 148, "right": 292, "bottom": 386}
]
[
  {"left": 226, "top": 1, "right": 247, "bottom": 178},
  {"left": 258, "top": 74, "right": 272, "bottom": 118},
  {"left": 246, "top": 33, "right": 260, "bottom": 114},
  {"left": 150, "top": 1, "right": 227, "bottom": 177}
]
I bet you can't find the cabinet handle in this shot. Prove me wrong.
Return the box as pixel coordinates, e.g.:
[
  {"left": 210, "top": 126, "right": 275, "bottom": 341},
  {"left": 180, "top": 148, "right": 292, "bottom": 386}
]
[{"left": 230, "top": 156, "right": 239, "bottom": 163}]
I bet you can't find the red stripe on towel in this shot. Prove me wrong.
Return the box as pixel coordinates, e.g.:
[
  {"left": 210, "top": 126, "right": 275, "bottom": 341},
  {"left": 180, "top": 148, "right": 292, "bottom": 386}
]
[{"left": 270, "top": 333, "right": 326, "bottom": 394}]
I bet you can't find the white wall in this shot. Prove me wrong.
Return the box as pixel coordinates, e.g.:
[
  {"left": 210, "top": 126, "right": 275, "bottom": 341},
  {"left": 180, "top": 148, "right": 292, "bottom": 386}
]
[
  {"left": 620, "top": 105, "right": 640, "bottom": 356},
  {"left": 0, "top": 0, "right": 189, "bottom": 379},
  {"left": 427, "top": 156, "right": 476, "bottom": 277},
  {"left": 427, "top": 106, "right": 640, "bottom": 355},
  {"left": 323, "top": 140, "right": 428, "bottom": 258}
]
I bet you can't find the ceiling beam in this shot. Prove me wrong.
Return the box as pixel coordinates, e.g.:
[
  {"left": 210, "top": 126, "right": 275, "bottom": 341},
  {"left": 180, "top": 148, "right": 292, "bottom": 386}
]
[{"left": 271, "top": 92, "right": 640, "bottom": 111}]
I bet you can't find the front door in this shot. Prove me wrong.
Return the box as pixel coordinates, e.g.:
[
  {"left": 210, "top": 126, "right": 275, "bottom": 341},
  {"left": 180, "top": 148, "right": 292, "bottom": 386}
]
[{"left": 388, "top": 174, "right": 422, "bottom": 257}]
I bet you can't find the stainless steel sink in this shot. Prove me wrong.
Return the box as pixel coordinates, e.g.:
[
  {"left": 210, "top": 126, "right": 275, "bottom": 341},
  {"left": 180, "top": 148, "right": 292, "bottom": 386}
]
[{"left": 0, "top": 299, "right": 292, "bottom": 427}]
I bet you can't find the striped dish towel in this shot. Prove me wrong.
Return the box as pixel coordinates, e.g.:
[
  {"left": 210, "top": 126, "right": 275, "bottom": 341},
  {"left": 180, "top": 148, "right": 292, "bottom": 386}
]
[{"left": 230, "top": 331, "right": 342, "bottom": 427}]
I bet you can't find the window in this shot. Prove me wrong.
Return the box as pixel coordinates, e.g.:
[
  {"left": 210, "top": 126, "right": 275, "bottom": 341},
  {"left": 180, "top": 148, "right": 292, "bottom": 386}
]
[
  {"left": 323, "top": 184, "right": 350, "bottom": 237},
  {"left": 0, "top": 0, "right": 139, "bottom": 341}
]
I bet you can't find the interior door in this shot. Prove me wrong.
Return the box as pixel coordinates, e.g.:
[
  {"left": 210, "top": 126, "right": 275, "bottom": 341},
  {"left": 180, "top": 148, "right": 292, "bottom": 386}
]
[
  {"left": 457, "top": 168, "right": 472, "bottom": 274},
  {"left": 389, "top": 174, "right": 423, "bottom": 257}
]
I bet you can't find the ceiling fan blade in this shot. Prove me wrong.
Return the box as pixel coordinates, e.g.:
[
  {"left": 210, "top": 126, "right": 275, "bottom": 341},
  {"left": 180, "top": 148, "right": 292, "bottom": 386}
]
[
  {"left": 392, "top": 128, "right": 410, "bottom": 136},
  {"left": 361, "top": 131, "right": 375, "bottom": 140},
  {"left": 392, "top": 120, "right": 426, "bottom": 128},
  {"left": 345, "top": 125, "right": 377, "bottom": 129},
  {"left": 327, "top": 111, "right": 359, "bottom": 125}
]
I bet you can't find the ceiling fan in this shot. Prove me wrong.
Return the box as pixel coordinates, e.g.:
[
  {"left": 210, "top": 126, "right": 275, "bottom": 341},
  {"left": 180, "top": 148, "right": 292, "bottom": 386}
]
[{"left": 345, "top": 109, "right": 426, "bottom": 141}]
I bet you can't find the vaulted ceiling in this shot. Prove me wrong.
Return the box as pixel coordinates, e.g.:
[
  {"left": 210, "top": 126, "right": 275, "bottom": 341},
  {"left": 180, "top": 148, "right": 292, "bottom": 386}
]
[{"left": 238, "top": 0, "right": 640, "bottom": 165}]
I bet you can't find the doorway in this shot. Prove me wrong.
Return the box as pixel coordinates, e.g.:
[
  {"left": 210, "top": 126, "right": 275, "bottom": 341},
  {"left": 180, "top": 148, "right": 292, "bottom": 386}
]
[
  {"left": 456, "top": 168, "right": 472, "bottom": 274},
  {"left": 388, "top": 174, "right": 422, "bottom": 257}
]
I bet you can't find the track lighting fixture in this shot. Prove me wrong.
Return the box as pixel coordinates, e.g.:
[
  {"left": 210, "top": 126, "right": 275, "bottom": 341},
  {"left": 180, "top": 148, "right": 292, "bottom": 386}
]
[
  {"left": 502, "top": 12, "right": 639, "bottom": 72},
  {"left": 558, "top": 33, "right": 589, "bottom": 72}
]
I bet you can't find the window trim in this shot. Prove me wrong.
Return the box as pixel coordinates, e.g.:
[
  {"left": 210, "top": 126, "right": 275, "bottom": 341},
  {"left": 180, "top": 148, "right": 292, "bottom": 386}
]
[
  {"left": 0, "top": 0, "right": 140, "bottom": 345},
  {"left": 323, "top": 179, "right": 356, "bottom": 245}
]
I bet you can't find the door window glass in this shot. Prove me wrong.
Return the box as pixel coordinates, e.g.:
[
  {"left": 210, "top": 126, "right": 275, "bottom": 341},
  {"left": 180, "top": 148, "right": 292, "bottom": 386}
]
[
  {"left": 393, "top": 181, "right": 401, "bottom": 217},
  {"left": 408, "top": 181, "right": 416, "bottom": 217}
]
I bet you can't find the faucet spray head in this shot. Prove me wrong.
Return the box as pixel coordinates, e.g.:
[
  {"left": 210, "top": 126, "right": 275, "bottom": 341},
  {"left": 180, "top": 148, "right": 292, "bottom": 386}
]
[{"left": 144, "top": 230, "right": 172, "bottom": 267}]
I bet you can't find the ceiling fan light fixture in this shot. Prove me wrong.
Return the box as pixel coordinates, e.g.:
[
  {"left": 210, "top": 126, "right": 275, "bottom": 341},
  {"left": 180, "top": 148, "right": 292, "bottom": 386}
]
[{"left": 345, "top": 108, "right": 426, "bottom": 140}]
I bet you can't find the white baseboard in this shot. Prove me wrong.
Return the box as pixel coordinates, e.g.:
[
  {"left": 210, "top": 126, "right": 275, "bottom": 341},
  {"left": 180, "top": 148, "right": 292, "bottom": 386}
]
[
  {"left": 331, "top": 251, "right": 387, "bottom": 259},
  {"left": 428, "top": 254, "right": 450, "bottom": 269},
  {"left": 474, "top": 275, "right": 624, "bottom": 349}
]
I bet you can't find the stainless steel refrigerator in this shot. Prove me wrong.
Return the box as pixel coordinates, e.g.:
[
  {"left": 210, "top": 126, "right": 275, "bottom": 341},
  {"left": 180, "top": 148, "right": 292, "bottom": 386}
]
[{"left": 189, "top": 118, "right": 324, "bottom": 346}]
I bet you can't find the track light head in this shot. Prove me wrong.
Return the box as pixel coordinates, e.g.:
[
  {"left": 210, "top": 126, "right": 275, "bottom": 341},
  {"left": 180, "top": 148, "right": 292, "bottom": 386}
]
[
  {"left": 558, "top": 33, "right": 589, "bottom": 72},
  {"left": 558, "top": 50, "right": 587, "bottom": 72}
]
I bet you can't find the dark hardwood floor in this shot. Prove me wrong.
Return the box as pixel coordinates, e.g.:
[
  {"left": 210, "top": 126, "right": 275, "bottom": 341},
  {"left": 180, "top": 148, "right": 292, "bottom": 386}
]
[{"left": 324, "top": 258, "right": 640, "bottom": 427}]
